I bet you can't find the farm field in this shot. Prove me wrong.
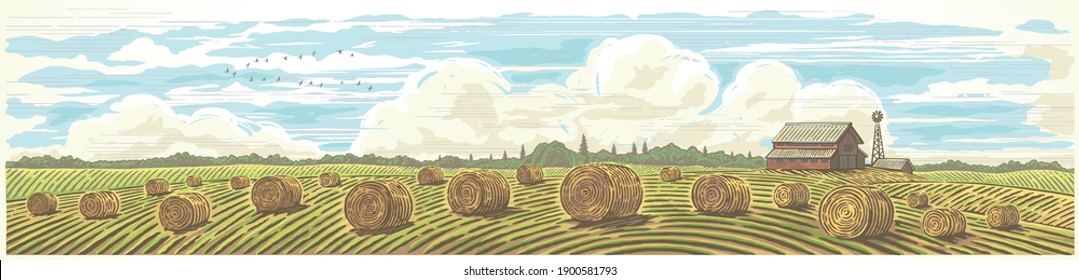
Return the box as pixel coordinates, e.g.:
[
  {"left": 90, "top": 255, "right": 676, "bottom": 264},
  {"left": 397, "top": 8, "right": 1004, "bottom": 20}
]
[
  {"left": 917, "top": 170, "right": 1075, "bottom": 194},
  {"left": 4, "top": 165, "right": 1075, "bottom": 255}
]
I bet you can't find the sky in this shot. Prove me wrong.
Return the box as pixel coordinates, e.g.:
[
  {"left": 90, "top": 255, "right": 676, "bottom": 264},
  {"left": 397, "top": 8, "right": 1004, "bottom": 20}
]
[{"left": 1, "top": 1, "right": 1075, "bottom": 166}]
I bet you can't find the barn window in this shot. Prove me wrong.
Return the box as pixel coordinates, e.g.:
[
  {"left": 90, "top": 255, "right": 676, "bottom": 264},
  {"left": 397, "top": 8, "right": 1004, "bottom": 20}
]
[
  {"left": 822, "top": 159, "right": 829, "bottom": 163},
  {"left": 801, "top": 159, "right": 808, "bottom": 163},
  {"left": 843, "top": 145, "right": 852, "bottom": 152},
  {"left": 810, "top": 159, "right": 817, "bottom": 163}
]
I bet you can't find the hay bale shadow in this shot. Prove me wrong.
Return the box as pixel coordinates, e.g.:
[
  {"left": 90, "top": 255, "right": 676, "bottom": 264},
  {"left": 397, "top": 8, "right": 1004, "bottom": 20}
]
[
  {"left": 147, "top": 191, "right": 173, "bottom": 197},
  {"left": 698, "top": 210, "right": 753, "bottom": 218},
  {"left": 990, "top": 225, "right": 1027, "bottom": 232},
  {"left": 782, "top": 205, "right": 814, "bottom": 212},
  {"left": 570, "top": 214, "right": 653, "bottom": 229},
  {"left": 351, "top": 222, "right": 414, "bottom": 236},
  {"left": 458, "top": 207, "right": 527, "bottom": 219},
  {"left": 256, "top": 204, "right": 309, "bottom": 217},
  {"left": 85, "top": 213, "right": 121, "bottom": 220},
  {"left": 30, "top": 210, "right": 60, "bottom": 216},
  {"left": 167, "top": 221, "right": 212, "bottom": 234},
  {"left": 932, "top": 232, "right": 971, "bottom": 243}
]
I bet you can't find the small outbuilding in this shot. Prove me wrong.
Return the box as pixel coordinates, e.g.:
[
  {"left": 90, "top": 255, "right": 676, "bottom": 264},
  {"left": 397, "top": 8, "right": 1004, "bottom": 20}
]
[{"left": 872, "top": 158, "right": 915, "bottom": 174}]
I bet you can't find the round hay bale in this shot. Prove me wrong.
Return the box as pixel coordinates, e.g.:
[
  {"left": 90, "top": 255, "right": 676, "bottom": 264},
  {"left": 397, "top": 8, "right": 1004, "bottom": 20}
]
[
  {"left": 515, "top": 165, "right": 544, "bottom": 185},
  {"left": 692, "top": 174, "right": 751, "bottom": 214},
  {"left": 250, "top": 176, "right": 303, "bottom": 213},
  {"left": 319, "top": 172, "right": 341, "bottom": 187},
  {"left": 144, "top": 179, "right": 170, "bottom": 196},
  {"left": 26, "top": 192, "right": 58, "bottom": 215},
  {"left": 446, "top": 170, "right": 511, "bottom": 214},
  {"left": 344, "top": 180, "right": 414, "bottom": 230},
  {"left": 773, "top": 183, "right": 810, "bottom": 209},
  {"left": 79, "top": 191, "right": 121, "bottom": 219},
  {"left": 417, "top": 166, "right": 445, "bottom": 185},
  {"left": 185, "top": 175, "right": 203, "bottom": 187},
  {"left": 229, "top": 176, "right": 251, "bottom": 190},
  {"left": 922, "top": 208, "right": 966, "bottom": 237},
  {"left": 818, "top": 185, "right": 894, "bottom": 239},
  {"left": 158, "top": 193, "right": 212, "bottom": 232},
  {"left": 559, "top": 163, "right": 642, "bottom": 222},
  {"left": 659, "top": 166, "right": 682, "bottom": 182},
  {"left": 986, "top": 205, "right": 1020, "bottom": 229},
  {"left": 907, "top": 192, "right": 929, "bottom": 208}
]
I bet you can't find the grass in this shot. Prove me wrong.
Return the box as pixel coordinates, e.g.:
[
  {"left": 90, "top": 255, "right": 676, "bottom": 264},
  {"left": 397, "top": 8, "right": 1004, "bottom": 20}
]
[{"left": 4, "top": 165, "right": 1074, "bottom": 255}]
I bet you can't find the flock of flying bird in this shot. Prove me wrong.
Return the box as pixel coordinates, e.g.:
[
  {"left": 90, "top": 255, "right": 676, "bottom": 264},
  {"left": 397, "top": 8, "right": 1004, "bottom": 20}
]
[{"left": 224, "top": 49, "right": 374, "bottom": 91}]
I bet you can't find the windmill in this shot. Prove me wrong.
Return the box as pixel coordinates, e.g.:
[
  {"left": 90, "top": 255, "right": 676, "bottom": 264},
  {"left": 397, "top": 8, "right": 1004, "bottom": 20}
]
[{"left": 871, "top": 110, "right": 884, "bottom": 163}]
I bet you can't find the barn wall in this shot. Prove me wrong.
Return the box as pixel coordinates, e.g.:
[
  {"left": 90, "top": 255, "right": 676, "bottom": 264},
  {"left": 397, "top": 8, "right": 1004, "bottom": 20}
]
[
  {"left": 767, "top": 158, "right": 831, "bottom": 170},
  {"left": 837, "top": 131, "right": 860, "bottom": 156}
]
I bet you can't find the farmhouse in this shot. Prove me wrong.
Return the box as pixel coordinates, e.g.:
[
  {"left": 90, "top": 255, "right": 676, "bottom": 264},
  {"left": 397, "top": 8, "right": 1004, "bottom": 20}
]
[
  {"left": 872, "top": 158, "right": 915, "bottom": 174},
  {"left": 766, "top": 122, "right": 867, "bottom": 170}
]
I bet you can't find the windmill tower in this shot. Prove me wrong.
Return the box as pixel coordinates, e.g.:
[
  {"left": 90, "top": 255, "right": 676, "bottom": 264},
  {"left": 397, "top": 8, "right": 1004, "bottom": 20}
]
[{"left": 871, "top": 110, "right": 884, "bottom": 163}]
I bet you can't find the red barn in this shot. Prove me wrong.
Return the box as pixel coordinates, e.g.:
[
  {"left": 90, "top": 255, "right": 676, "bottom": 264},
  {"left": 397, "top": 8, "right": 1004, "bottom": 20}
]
[{"left": 766, "top": 122, "right": 867, "bottom": 170}]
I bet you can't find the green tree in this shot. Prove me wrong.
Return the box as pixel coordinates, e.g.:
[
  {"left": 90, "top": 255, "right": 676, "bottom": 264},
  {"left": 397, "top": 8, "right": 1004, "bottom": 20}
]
[
  {"left": 611, "top": 143, "right": 617, "bottom": 155},
  {"left": 642, "top": 140, "right": 649, "bottom": 154}
]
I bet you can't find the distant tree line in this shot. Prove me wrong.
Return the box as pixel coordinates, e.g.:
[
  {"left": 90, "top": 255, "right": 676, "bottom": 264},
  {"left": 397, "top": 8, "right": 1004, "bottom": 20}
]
[
  {"left": 915, "top": 159, "right": 1073, "bottom": 173},
  {"left": 6, "top": 138, "right": 765, "bottom": 169}
]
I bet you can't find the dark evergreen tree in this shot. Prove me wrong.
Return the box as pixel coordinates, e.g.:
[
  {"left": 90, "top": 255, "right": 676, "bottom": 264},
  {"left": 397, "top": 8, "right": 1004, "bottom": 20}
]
[
  {"left": 469, "top": 153, "right": 474, "bottom": 161},
  {"left": 502, "top": 150, "right": 508, "bottom": 159},
  {"left": 702, "top": 146, "right": 708, "bottom": 155},
  {"left": 631, "top": 143, "right": 638, "bottom": 154},
  {"left": 642, "top": 140, "right": 649, "bottom": 154},
  {"left": 611, "top": 143, "right": 617, "bottom": 155},
  {"left": 520, "top": 145, "right": 526, "bottom": 159},
  {"left": 579, "top": 134, "right": 589, "bottom": 157}
]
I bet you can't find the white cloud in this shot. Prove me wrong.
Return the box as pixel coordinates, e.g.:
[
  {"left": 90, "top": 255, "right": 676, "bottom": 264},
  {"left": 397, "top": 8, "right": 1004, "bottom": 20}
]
[
  {"left": 350, "top": 35, "right": 889, "bottom": 159},
  {"left": 10, "top": 94, "right": 321, "bottom": 161}
]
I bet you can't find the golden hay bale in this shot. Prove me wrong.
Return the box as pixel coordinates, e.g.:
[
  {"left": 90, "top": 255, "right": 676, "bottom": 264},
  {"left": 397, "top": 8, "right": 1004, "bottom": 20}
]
[
  {"left": 986, "top": 205, "right": 1020, "bottom": 229},
  {"left": 417, "top": 166, "right": 445, "bottom": 185},
  {"left": 446, "top": 170, "right": 511, "bottom": 214},
  {"left": 319, "top": 172, "right": 342, "bottom": 187},
  {"left": 229, "top": 176, "right": 251, "bottom": 190},
  {"left": 922, "top": 208, "right": 966, "bottom": 237},
  {"left": 26, "top": 192, "right": 58, "bottom": 215},
  {"left": 185, "top": 175, "right": 203, "bottom": 187},
  {"left": 250, "top": 176, "right": 303, "bottom": 213},
  {"left": 773, "top": 183, "right": 810, "bottom": 209},
  {"left": 515, "top": 165, "right": 544, "bottom": 185},
  {"left": 907, "top": 192, "right": 929, "bottom": 208},
  {"left": 692, "top": 174, "right": 751, "bottom": 214},
  {"left": 79, "top": 191, "right": 121, "bottom": 219},
  {"left": 818, "top": 185, "right": 894, "bottom": 239},
  {"left": 144, "top": 179, "right": 170, "bottom": 196},
  {"left": 158, "top": 193, "right": 212, "bottom": 232},
  {"left": 659, "top": 166, "right": 682, "bottom": 182},
  {"left": 559, "top": 163, "right": 642, "bottom": 222},
  {"left": 344, "top": 180, "right": 414, "bottom": 230}
]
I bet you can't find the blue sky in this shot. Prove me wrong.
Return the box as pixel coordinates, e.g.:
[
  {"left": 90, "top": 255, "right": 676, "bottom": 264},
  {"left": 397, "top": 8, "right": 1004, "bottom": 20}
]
[{"left": 2, "top": 10, "right": 1074, "bottom": 165}]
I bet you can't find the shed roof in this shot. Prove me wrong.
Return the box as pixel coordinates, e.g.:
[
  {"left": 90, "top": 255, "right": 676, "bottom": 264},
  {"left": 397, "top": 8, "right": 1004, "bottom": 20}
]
[
  {"left": 773, "top": 122, "right": 864, "bottom": 144},
  {"left": 872, "top": 158, "right": 913, "bottom": 170},
  {"left": 766, "top": 148, "right": 836, "bottom": 159}
]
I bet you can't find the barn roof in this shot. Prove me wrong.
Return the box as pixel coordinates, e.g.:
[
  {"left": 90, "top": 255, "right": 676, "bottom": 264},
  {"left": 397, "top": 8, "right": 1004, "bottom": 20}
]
[
  {"left": 872, "top": 158, "right": 913, "bottom": 170},
  {"left": 772, "top": 122, "right": 864, "bottom": 144},
  {"left": 766, "top": 148, "right": 836, "bottom": 159}
]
